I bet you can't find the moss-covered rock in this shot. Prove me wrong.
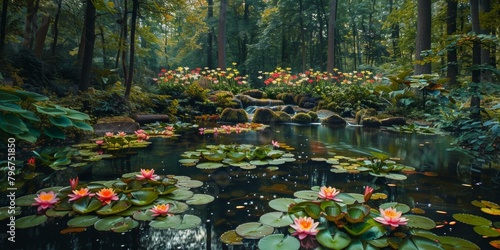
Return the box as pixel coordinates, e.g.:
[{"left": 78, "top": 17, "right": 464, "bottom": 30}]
[
  {"left": 307, "top": 111, "right": 318, "bottom": 122},
  {"left": 237, "top": 94, "right": 284, "bottom": 108},
  {"left": 241, "top": 89, "right": 264, "bottom": 99},
  {"left": 281, "top": 105, "right": 295, "bottom": 115},
  {"left": 219, "top": 108, "right": 249, "bottom": 123},
  {"left": 355, "top": 108, "right": 378, "bottom": 124},
  {"left": 361, "top": 116, "right": 381, "bottom": 127},
  {"left": 380, "top": 117, "right": 407, "bottom": 126},
  {"left": 274, "top": 111, "right": 292, "bottom": 123},
  {"left": 321, "top": 114, "right": 347, "bottom": 127},
  {"left": 94, "top": 116, "right": 140, "bottom": 135},
  {"left": 291, "top": 112, "right": 312, "bottom": 124},
  {"left": 252, "top": 108, "right": 276, "bottom": 124},
  {"left": 276, "top": 92, "right": 295, "bottom": 104}
]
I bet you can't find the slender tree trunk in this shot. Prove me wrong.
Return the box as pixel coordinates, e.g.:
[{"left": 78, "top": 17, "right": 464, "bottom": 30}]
[
  {"left": 299, "top": 0, "right": 306, "bottom": 72},
  {"left": 34, "top": 15, "right": 50, "bottom": 57},
  {"left": 50, "top": 0, "right": 62, "bottom": 57},
  {"left": 241, "top": 0, "right": 249, "bottom": 71},
  {"left": 327, "top": 0, "right": 337, "bottom": 73},
  {"left": 79, "top": 0, "right": 96, "bottom": 92},
  {"left": 0, "top": 0, "right": 8, "bottom": 56},
  {"left": 122, "top": 0, "right": 129, "bottom": 82},
  {"left": 316, "top": 0, "right": 325, "bottom": 70},
  {"left": 217, "top": 0, "right": 227, "bottom": 69},
  {"left": 99, "top": 25, "right": 106, "bottom": 67},
  {"left": 446, "top": 0, "right": 458, "bottom": 86},
  {"left": 207, "top": 0, "right": 214, "bottom": 69},
  {"left": 389, "top": 0, "right": 400, "bottom": 58},
  {"left": 22, "top": 0, "right": 39, "bottom": 49},
  {"left": 124, "top": 0, "right": 138, "bottom": 99},
  {"left": 414, "top": 0, "right": 432, "bottom": 74},
  {"left": 470, "top": 0, "right": 481, "bottom": 117},
  {"left": 480, "top": 0, "right": 492, "bottom": 82}
]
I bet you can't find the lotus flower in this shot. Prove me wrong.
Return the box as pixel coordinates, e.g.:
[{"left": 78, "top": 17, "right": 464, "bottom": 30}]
[
  {"left": 272, "top": 140, "right": 280, "bottom": 148},
  {"left": 150, "top": 204, "right": 172, "bottom": 217},
  {"left": 27, "top": 157, "right": 36, "bottom": 166},
  {"left": 32, "top": 191, "right": 59, "bottom": 211},
  {"left": 70, "top": 177, "right": 79, "bottom": 190},
  {"left": 105, "top": 132, "right": 114, "bottom": 137},
  {"left": 318, "top": 186, "right": 342, "bottom": 201},
  {"left": 364, "top": 186, "right": 374, "bottom": 203},
  {"left": 136, "top": 169, "right": 160, "bottom": 181},
  {"left": 95, "top": 140, "right": 104, "bottom": 145},
  {"left": 96, "top": 188, "right": 119, "bottom": 205},
  {"left": 68, "top": 188, "right": 95, "bottom": 201},
  {"left": 374, "top": 207, "right": 408, "bottom": 228},
  {"left": 290, "top": 217, "right": 319, "bottom": 240},
  {"left": 199, "top": 128, "right": 205, "bottom": 135},
  {"left": 118, "top": 131, "right": 126, "bottom": 136}
]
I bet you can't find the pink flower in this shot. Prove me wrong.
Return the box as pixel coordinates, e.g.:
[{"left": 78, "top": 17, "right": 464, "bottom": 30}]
[
  {"left": 235, "top": 126, "right": 241, "bottom": 133},
  {"left": 105, "top": 132, "right": 114, "bottom": 137},
  {"left": 290, "top": 217, "right": 319, "bottom": 240},
  {"left": 68, "top": 188, "right": 95, "bottom": 201},
  {"left": 318, "top": 186, "right": 342, "bottom": 202},
  {"left": 364, "top": 186, "right": 374, "bottom": 203},
  {"left": 96, "top": 188, "right": 119, "bottom": 205},
  {"left": 165, "top": 126, "right": 174, "bottom": 131},
  {"left": 374, "top": 207, "right": 409, "bottom": 228},
  {"left": 199, "top": 128, "right": 205, "bottom": 135},
  {"left": 70, "top": 177, "right": 79, "bottom": 190},
  {"left": 32, "top": 191, "right": 59, "bottom": 211},
  {"left": 272, "top": 140, "right": 280, "bottom": 148},
  {"left": 96, "top": 140, "right": 104, "bottom": 145},
  {"left": 27, "top": 157, "right": 36, "bottom": 166},
  {"left": 150, "top": 204, "right": 172, "bottom": 217},
  {"left": 118, "top": 131, "right": 126, "bottom": 136},
  {"left": 136, "top": 169, "right": 160, "bottom": 181}
]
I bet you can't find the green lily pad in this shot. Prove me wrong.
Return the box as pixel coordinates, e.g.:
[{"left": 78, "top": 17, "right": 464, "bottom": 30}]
[
  {"left": 45, "top": 209, "right": 70, "bottom": 217},
  {"left": 235, "top": 222, "right": 274, "bottom": 239},
  {"left": 186, "top": 194, "right": 215, "bottom": 205},
  {"left": 67, "top": 215, "right": 99, "bottom": 227},
  {"left": 259, "top": 212, "right": 294, "bottom": 227},
  {"left": 72, "top": 197, "right": 102, "bottom": 214},
  {"left": 268, "top": 159, "right": 285, "bottom": 165},
  {"left": 240, "top": 164, "right": 257, "bottom": 170},
  {"left": 405, "top": 214, "right": 436, "bottom": 230},
  {"left": 177, "top": 179, "right": 204, "bottom": 188},
  {"left": 130, "top": 190, "right": 159, "bottom": 206},
  {"left": 173, "top": 214, "right": 202, "bottom": 229},
  {"left": 269, "top": 198, "right": 298, "bottom": 212},
  {"left": 0, "top": 206, "right": 21, "bottom": 220},
  {"left": 220, "top": 230, "right": 244, "bottom": 245},
  {"left": 316, "top": 229, "right": 351, "bottom": 249},
  {"left": 473, "top": 225, "right": 500, "bottom": 237},
  {"left": 165, "top": 201, "right": 189, "bottom": 214},
  {"left": 132, "top": 210, "right": 154, "bottom": 221},
  {"left": 16, "top": 194, "right": 38, "bottom": 206},
  {"left": 453, "top": 213, "right": 492, "bottom": 226},
  {"left": 196, "top": 162, "right": 225, "bottom": 169},
  {"left": 279, "top": 157, "right": 296, "bottom": 162},
  {"left": 379, "top": 202, "right": 411, "bottom": 213},
  {"left": 16, "top": 215, "right": 47, "bottom": 229},
  {"left": 96, "top": 200, "right": 132, "bottom": 215},
  {"left": 258, "top": 234, "right": 300, "bottom": 250},
  {"left": 166, "top": 189, "right": 194, "bottom": 201},
  {"left": 398, "top": 235, "right": 444, "bottom": 250},
  {"left": 437, "top": 236, "right": 480, "bottom": 250},
  {"left": 149, "top": 215, "right": 182, "bottom": 229},
  {"left": 293, "top": 190, "right": 319, "bottom": 200},
  {"left": 250, "top": 160, "right": 269, "bottom": 166},
  {"left": 179, "top": 158, "right": 199, "bottom": 165},
  {"left": 385, "top": 173, "right": 407, "bottom": 180},
  {"left": 94, "top": 216, "right": 125, "bottom": 231}
]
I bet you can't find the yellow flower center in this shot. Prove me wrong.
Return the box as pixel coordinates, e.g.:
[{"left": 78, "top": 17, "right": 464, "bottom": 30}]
[
  {"left": 39, "top": 193, "right": 54, "bottom": 201},
  {"left": 73, "top": 188, "right": 88, "bottom": 195}
]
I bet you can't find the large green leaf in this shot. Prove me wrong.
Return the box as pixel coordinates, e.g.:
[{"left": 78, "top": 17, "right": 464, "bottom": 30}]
[
  {"left": 44, "top": 126, "right": 66, "bottom": 139},
  {"left": 130, "top": 190, "right": 158, "bottom": 206},
  {"left": 49, "top": 116, "right": 73, "bottom": 127},
  {"left": 186, "top": 194, "right": 214, "bottom": 205},
  {"left": 72, "top": 121, "right": 94, "bottom": 131},
  {"left": 398, "top": 236, "right": 444, "bottom": 250},
  {"left": 0, "top": 92, "right": 21, "bottom": 102},
  {"left": 149, "top": 215, "right": 182, "bottom": 229},
  {"left": 16, "top": 215, "right": 48, "bottom": 229},
  {"left": 0, "top": 102, "right": 26, "bottom": 113},
  {"left": 235, "top": 222, "right": 274, "bottom": 239},
  {"left": 269, "top": 198, "right": 299, "bottom": 212},
  {"left": 3, "top": 113, "right": 29, "bottom": 132},
  {"left": 67, "top": 215, "right": 100, "bottom": 227},
  {"left": 258, "top": 234, "right": 300, "bottom": 250},
  {"left": 94, "top": 216, "right": 125, "bottom": 231},
  {"left": 259, "top": 212, "right": 294, "bottom": 228},
  {"left": 60, "top": 108, "right": 90, "bottom": 120},
  {"left": 316, "top": 229, "right": 351, "bottom": 249},
  {"left": 405, "top": 215, "right": 436, "bottom": 230},
  {"left": 452, "top": 213, "right": 492, "bottom": 226},
  {"left": 18, "top": 110, "right": 40, "bottom": 122},
  {"left": 173, "top": 214, "right": 202, "bottom": 230},
  {"left": 34, "top": 104, "right": 67, "bottom": 115},
  {"left": 96, "top": 200, "right": 132, "bottom": 215},
  {"left": 13, "top": 89, "right": 49, "bottom": 101},
  {"left": 72, "top": 197, "right": 102, "bottom": 214}
]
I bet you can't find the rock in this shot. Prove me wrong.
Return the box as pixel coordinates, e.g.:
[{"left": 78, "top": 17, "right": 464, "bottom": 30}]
[
  {"left": 291, "top": 112, "right": 312, "bottom": 124},
  {"left": 241, "top": 89, "right": 264, "bottom": 99},
  {"left": 94, "top": 116, "right": 140, "bottom": 135},
  {"left": 219, "top": 108, "right": 249, "bottom": 123},
  {"left": 252, "top": 108, "right": 276, "bottom": 124},
  {"left": 307, "top": 111, "right": 318, "bottom": 122},
  {"left": 355, "top": 108, "right": 378, "bottom": 124},
  {"left": 361, "top": 117, "right": 381, "bottom": 127},
  {"left": 315, "top": 109, "right": 336, "bottom": 120},
  {"left": 274, "top": 111, "right": 292, "bottom": 123},
  {"left": 133, "top": 114, "right": 170, "bottom": 125},
  {"left": 276, "top": 93, "right": 295, "bottom": 104},
  {"left": 321, "top": 114, "right": 347, "bottom": 127},
  {"left": 237, "top": 94, "right": 284, "bottom": 108},
  {"left": 281, "top": 105, "right": 295, "bottom": 115},
  {"left": 380, "top": 117, "right": 407, "bottom": 126}
]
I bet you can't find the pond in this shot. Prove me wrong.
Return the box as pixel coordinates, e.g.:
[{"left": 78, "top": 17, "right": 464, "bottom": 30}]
[{"left": 2, "top": 124, "right": 499, "bottom": 249}]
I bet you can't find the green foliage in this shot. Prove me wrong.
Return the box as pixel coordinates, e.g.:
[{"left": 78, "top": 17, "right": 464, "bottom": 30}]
[{"left": 0, "top": 87, "right": 93, "bottom": 144}]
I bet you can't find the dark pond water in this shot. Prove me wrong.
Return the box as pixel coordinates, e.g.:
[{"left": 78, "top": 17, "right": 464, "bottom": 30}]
[{"left": 2, "top": 124, "right": 499, "bottom": 249}]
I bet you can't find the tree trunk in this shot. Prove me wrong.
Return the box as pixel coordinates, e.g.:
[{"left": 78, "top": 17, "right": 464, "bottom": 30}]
[
  {"left": 79, "top": 0, "right": 96, "bottom": 92},
  {"left": 122, "top": 0, "right": 129, "bottom": 82},
  {"left": 0, "top": 0, "right": 8, "bottom": 56},
  {"left": 327, "top": 0, "right": 337, "bottom": 74},
  {"left": 446, "top": 0, "right": 458, "bottom": 85},
  {"left": 469, "top": 0, "right": 481, "bottom": 117},
  {"left": 34, "top": 15, "right": 50, "bottom": 57},
  {"left": 316, "top": 0, "right": 325, "bottom": 70},
  {"left": 99, "top": 25, "right": 106, "bottom": 67},
  {"left": 479, "top": 0, "right": 492, "bottom": 82},
  {"left": 207, "top": 0, "right": 214, "bottom": 69},
  {"left": 124, "top": 0, "right": 138, "bottom": 99},
  {"left": 389, "top": 0, "right": 400, "bottom": 58},
  {"left": 299, "top": 0, "right": 306, "bottom": 72},
  {"left": 50, "top": 0, "right": 62, "bottom": 57},
  {"left": 414, "top": 0, "right": 432, "bottom": 74},
  {"left": 22, "top": 0, "right": 39, "bottom": 49},
  {"left": 217, "top": 0, "right": 227, "bottom": 69}
]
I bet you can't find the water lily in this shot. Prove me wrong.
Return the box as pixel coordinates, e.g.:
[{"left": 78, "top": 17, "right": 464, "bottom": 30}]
[
  {"left": 374, "top": 207, "right": 408, "bottom": 228},
  {"left": 199, "top": 128, "right": 205, "bottom": 135},
  {"left": 364, "top": 186, "right": 374, "bottom": 203},
  {"left": 290, "top": 217, "right": 319, "bottom": 240},
  {"left": 95, "top": 140, "right": 104, "bottom": 145},
  {"left": 118, "top": 131, "right": 126, "bottom": 136},
  {"left": 70, "top": 177, "right": 79, "bottom": 190},
  {"left": 272, "top": 140, "right": 280, "bottom": 148},
  {"left": 68, "top": 188, "right": 95, "bottom": 201},
  {"left": 318, "top": 186, "right": 342, "bottom": 201},
  {"left": 32, "top": 191, "right": 59, "bottom": 211},
  {"left": 136, "top": 169, "right": 160, "bottom": 181},
  {"left": 27, "top": 157, "right": 36, "bottom": 166},
  {"left": 150, "top": 204, "right": 172, "bottom": 217},
  {"left": 105, "top": 132, "right": 114, "bottom": 137},
  {"left": 96, "top": 188, "right": 119, "bottom": 205}
]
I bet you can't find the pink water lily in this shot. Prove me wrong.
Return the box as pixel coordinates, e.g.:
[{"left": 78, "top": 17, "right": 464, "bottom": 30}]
[
  {"left": 290, "top": 217, "right": 319, "bottom": 240},
  {"left": 364, "top": 186, "right": 374, "bottom": 203},
  {"left": 70, "top": 177, "right": 79, "bottom": 190},
  {"left": 117, "top": 131, "right": 126, "bottom": 136},
  {"left": 318, "top": 186, "right": 342, "bottom": 201},
  {"left": 68, "top": 188, "right": 95, "bottom": 201},
  {"left": 374, "top": 207, "right": 408, "bottom": 228},
  {"left": 271, "top": 140, "right": 280, "bottom": 148},
  {"left": 105, "top": 132, "right": 114, "bottom": 137},
  {"left": 96, "top": 188, "right": 119, "bottom": 205},
  {"left": 32, "top": 191, "right": 59, "bottom": 211},
  {"left": 136, "top": 169, "right": 160, "bottom": 181},
  {"left": 150, "top": 204, "right": 172, "bottom": 217}
]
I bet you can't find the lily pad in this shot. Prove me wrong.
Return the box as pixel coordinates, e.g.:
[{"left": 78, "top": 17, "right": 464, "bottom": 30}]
[
  {"left": 269, "top": 198, "right": 298, "bottom": 212},
  {"left": 405, "top": 214, "right": 436, "bottom": 230},
  {"left": 259, "top": 212, "right": 294, "bottom": 227},
  {"left": 72, "top": 197, "right": 103, "bottom": 214},
  {"left": 173, "top": 214, "right": 202, "bottom": 229},
  {"left": 96, "top": 200, "right": 132, "bottom": 215},
  {"left": 258, "top": 234, "right": 300, "bottom": 250},
  {"left": 15, "top": 194, "right": 38, "bottom": 206},
  {"left": 67, "top": 215, "right": 99, "bottom": 227},
  {"left": 166, "top": 189, "right": 194, "bottom": 201},
  {"left": 46, "top": 209, "right": 70, "bottom": 217},
  {"left": 453, "top": 213, "right": 492, "bottom": 226},
  {"left": 437, "top": 236, "right": 480, "bottom": 250},
  {"left": 474, "top": 225, "right": 500, "bottom": 237},
  {"left": 149, "top": 215, "right": 182, "bottom": 229},
  {"left": 220, "top": 230, "right": 244, "bottom": 245},
  {"left": 16, "top": 215, "right": 48, "bottom": 229},
  {"left": 176, "top": 179, "right": 204, "bottom": 188},
  {"left": 235, "top": 222, "right": 274, "bottom": 239},
  {"left": 196, "top": 162, "right": 225, "bottom": 169},
  {"left": 250, "top": 160, "right": 269, "bottom": 166},
  {"left": 385, "top": 173, "right": 407, "bottom": 180},
  {"left": 132, "top": 210, "right": 154, "bottom": 221},
  {"left": 379, "top": 202, "right": 411, "bottom": 213},
  {"left": 130, "top": 190, "right": 158, "bottom": 206},
  {"left": 94, "top": 216, "right": 124, "bottom": 231},
  {"left": 186, "top": 194, "right": 215, "bottom": 205},
  {"left": 293, "top": 190, "right": 319, "bottom": 200},
  {"left": 0, "top": 206, "right": 21, "bottom": 220}
]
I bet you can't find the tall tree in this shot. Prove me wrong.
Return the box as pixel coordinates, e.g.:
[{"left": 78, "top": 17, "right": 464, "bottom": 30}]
[
  {"left": 469, "top": 0, "right": 481, "bottom": 116},
  {"left": 446, "top": 0, "right": 458, "bottom": 85},
  {"left": 0, "top": 0, "right": 8, "bottom": 56},
  {"left": 22, "top": 0, "right": 40, "bottom": 49},
  {"left": 414, "top": 0, "right": 432, "bottom": 74},
  {"left": 479, "top": 0, "right": 492, "bottom": 82},
  {"left": 124, "top": 0, "right": 138, "bottom": 99},
  {"left": 389, "top": 0, "right": 400, "bottom": 58},
  {"left": 207, "top": 0, "right": 214, "bottom": 69},
  {"left": 34, "top": 15, "right": 50, "bottom": 57},
  {"left": 217, "top": 0, "right": 227, "bottom": 69},
  {"left": 79, "top": 0, "right": 96, "bottom": 92},
  {"left": 327, "top": 0, "right": 337, "bottom": 73},
  {"left": 50, "top": 0, "right": 62, "bottom": 57}
]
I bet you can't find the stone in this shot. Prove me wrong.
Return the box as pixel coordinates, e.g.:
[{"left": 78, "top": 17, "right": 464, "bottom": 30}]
[
  {"left": 321, "top": 114, "right": 347, "bottom": 127},
  {"left": 380, "top": 117, "right": 407, "bottom": 126},
  {"left": 361, "top": 117, "right": 381, "bottom": 127},
  {"left": 94, "top": 116, "right": 140, "bottom": 135},
  {"left": 292, "top": 112, "right": 312, "bottom": 123},
  {"left": 237, "top": 94, "right": 284, "bottom": 108},
  {"left": 355, "top": 108, "right": 378, "bottom": 124},
  {"left": 219, "top": 108, "right": 249, "bottom": 123},
  {"left": 252, "top": 107, "right": 276, "bottom": 124},
  {"left": 241, "top": 89, "right": 264, "bottom": 99},
  {"left": 281, "top": 105, "right": 295, "bottom": 115},
  {"left": 133, "top": 114, "right": 170, "bottom": 125},
  {"left": 274, "top": 111, "right": 292, "bottom": 123}
]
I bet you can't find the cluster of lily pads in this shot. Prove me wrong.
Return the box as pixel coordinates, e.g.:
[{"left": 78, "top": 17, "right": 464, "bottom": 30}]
[
  {"left": 220, "top": 185, "right": 482, "bottom": 250},
  {"left": 179, "top": 141, "right": 295, "bottom": 170},
  {"left": 198, "top": 123, "right": 269, "bottom": 135},
  {"left": 452, "top": 200, "right": 500, "bottom": 247},
  {"left": 4, "top": 169, "right": 214, "bottom": 232}
]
